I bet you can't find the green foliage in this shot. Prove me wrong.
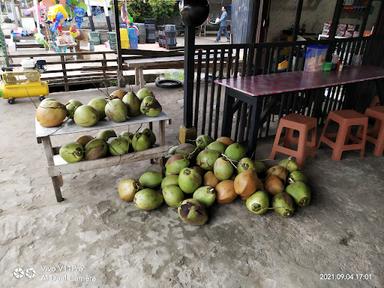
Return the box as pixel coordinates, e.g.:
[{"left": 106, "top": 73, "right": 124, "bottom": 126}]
[
  {"left": 148, "top": 0, "right": 177, "bottom": 22},
  {"left": 126, "top": 0, "right": 153, "bottom": 23}
]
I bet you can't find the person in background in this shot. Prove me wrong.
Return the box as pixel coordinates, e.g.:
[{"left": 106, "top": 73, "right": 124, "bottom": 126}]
[{"left": 215, "top": 6, "right": 230, "bottom": 42}]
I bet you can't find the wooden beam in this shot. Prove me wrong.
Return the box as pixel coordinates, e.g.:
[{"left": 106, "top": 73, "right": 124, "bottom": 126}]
[{"left": 113, "top": 0, "right": 124, "bottom": 87}]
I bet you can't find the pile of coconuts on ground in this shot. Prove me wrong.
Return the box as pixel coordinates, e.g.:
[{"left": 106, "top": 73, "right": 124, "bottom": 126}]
[
  {"left": 118, "top": 135, "right": 312, "bottom": 226},
  {"left": 59, "top": 127, "right": 157, "bottom": 163},
  {"left": 36, "top": 87, "right": 162, "bottom": 128}
]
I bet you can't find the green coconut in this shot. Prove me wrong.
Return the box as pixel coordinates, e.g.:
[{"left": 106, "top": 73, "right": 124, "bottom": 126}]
[
  {"left": 139, "top": 171, "right": 163, "bottom": 188},
  {"left": 134, "top": 189, "right": 163, "bottom": 210},
  {"left": 59, "top": 142, "right": 84, "bottom": 163},
  {"left": 178, "top": 168, "right": 202, "bottom": 194},
  {"left": 108, "top": 137, "right": 129, "bottom": 156},
  {"left": 105, "top": 99, "right": 128, "bottom": 122},
  {"left": 224, "top": 143, "right": 247, "bottom": 161},
  {"left": 88, "top": 97, "right": 107, "bottom": 120},
  {"left": 196, "top": 149, "right": 220, "bottom": 171},
  {"left": 84, "top": 138, "right": 108, "bottom": 160},
  {"left": 122, "top": 91, "right": 141, "bottom": 117},
  {"left": 162, "top": 185, "right": 185, "bottom": 208},
  {"left": 213, "top": 157, "right": 234, "bottom": 180},
  {"left": 178, "top": 199, "right": 208, "bottom": 225},
  {"left": 65, "top": 99, "right": 82, "bottom": 119},
  {"left": 245, "top": 191, "right": 269, "bottom": 215},
  {"left": 73, "top": 105, "right": 99, "bottom": 127},
  {"left": 193, "top": 186, "right": 216, "bottom": 207},
  {"left": 137, "top": 87, "right": 154, "bottom": 101}
]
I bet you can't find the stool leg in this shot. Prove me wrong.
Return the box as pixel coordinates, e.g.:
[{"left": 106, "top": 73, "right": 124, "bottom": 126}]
[
  {"left": 360, "top": 121, "right": 368, "bottom": 158},
  {"left": 270, "top": 125, "right": 284, "bottom": 160},
  {"left": 309, "top": 126, "right": 317, "bottom": 157},
  {"left": 296, "top": 128, "right": 307, "bottom": 167},
  {"left": 318, "top": 118, "right": 330, "bottom": 149},
  {"left": 332, "top": 124, "right": 348, "bottom": 161},
  {"left": 373, "top": 123, "right": 384, "bottom": 156}
]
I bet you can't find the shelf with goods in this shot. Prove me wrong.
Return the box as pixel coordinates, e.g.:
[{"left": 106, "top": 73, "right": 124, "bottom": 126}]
[{"left": 36, "top": 112, "right": 171, "bottom": 202}]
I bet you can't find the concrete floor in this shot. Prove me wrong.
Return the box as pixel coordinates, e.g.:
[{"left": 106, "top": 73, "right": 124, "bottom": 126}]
[{"left": 0, "top": 85, "right": 383, "bottom": 288}]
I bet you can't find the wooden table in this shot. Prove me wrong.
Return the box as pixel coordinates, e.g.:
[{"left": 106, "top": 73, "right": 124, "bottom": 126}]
[
  {"left": 125, "top": 56, "right": 184, "bottom": 88},
  {"left": 36, "top": 113, "right": 171, "bottom": 202},
  {"left": 215, "top": 65, "right": 384, "bottom": 156}
]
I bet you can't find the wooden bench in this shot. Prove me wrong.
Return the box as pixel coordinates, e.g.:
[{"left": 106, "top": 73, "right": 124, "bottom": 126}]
[
  {"left": 125, "top": 56, "right": 184, "bottom": 88},
  {"left": 125, "top": 53, "right": 231, "bottom": 88}
]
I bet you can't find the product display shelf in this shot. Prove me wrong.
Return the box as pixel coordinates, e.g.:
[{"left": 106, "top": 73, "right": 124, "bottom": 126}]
[{"left": 36, "top": 112, "right": 171, "bottom": 202}]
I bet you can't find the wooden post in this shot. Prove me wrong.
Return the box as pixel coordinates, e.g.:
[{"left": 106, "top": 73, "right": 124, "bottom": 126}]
[
  {"left": 60, "top": 54, "right": 69, "bottom": 91},
  {"left": 113, "top": 0, "right": 124, "bottom": 87},
  {"left": 102, "top": 52, "right": 107, "bottom": 87}
]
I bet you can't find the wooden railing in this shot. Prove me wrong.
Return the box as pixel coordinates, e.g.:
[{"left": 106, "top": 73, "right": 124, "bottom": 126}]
[
  {"left": 9, "top": 51, "right": 119, "bottom": 91},
  {"left": 8, "top": 49, "right": 185, "bottom": 91}
]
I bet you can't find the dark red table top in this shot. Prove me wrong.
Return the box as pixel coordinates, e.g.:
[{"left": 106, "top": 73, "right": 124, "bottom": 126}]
[{"left": 215, "top": 65, "right": 384, "bottom": 97}]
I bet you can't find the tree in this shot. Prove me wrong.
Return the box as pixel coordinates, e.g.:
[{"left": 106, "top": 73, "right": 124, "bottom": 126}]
[
  {"left": 126, "top": 0, "right": 153, "bottom": 23},
  {"left": 148, "top": 0, "right": 177, "bottom": 23}
]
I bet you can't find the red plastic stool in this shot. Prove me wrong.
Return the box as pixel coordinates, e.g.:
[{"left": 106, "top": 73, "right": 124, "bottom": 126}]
[
  {"left": 318, "top": 110, "right": 368, "bottom": 160},
  {"left": 364, "top": 106, "right": 384, "bottom": 156},
  {"left": 269, "top": 114, "right": 317, "bottom": 167}
]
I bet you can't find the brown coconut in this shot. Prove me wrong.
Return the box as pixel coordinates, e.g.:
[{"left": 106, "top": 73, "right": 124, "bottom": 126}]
[
  {"left": 266, "top": 165, "right": 288, "bottom": 182},
  {"left": 204, "top": 171, "right": 220, "bottom": 188},
  {"left": 36, "top": 99, "right": 67, "bottom": 127},
  {"left": 110, "top": 89, "right": 127, "bottom": 100},
  {"left": 234, "top": 170, "right": 264, "bottom": 200},
  {"left": 265, "top": 175, "right": 285, "bottom": 196},
  {"left": 216, "top": 136, "right": 234, "bottom": 146},
  {"left": 216, "top": 180, "right": 237, "bottom": 204}
]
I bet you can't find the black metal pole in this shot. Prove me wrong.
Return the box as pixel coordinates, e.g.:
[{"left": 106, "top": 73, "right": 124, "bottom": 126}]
[
  {"left": 183, "top": 25, "right": 195, "bottom": 128},
  {"left": 293, "top": 0, "right": 303, "bottom": 41},
  {"left": 106, "top": 16, "right": 112, "bottom": 32},
  {"left": 88, "top": 15, "right": 95, "bottom": 31},
  {"left": 113, "top": 0, "right": 123, "bottom": 87},
  {"left": 329, "top": 0, "right": 344, "bottom": 39},
  {"left": 360, "top": 0, "right": 373, "bottom": 37}
]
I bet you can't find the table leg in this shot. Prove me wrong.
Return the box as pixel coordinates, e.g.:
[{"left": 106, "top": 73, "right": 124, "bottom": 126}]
[
  {"left": 159, "top": 120, "right": 166, "bottom": 146},
  {"left": 221, "top": 90, "right": 235, "bottom": 137},
  {"left": 41, "top": 137, "right": 64, "bottom": 202},
  {"left": 247, "top": 98, "right": 263, "bottom": 158},
  {"left": 159, "top": 120, "right": 166, "bottom": 166}
]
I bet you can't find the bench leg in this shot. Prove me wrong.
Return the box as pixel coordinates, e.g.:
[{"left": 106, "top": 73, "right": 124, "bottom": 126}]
[
  {"left": 135, "top": 68, "right": 140, "bottom": 86},
  {"left": 140, "top": 69, "right": 146, "bottom": 88}
]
